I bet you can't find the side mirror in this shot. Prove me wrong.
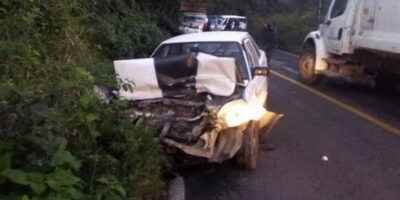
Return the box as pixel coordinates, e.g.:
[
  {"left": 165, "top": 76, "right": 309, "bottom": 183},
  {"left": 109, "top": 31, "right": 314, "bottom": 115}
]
[{"left": 252, "top": 66, "right": 270, "bottom": 77}]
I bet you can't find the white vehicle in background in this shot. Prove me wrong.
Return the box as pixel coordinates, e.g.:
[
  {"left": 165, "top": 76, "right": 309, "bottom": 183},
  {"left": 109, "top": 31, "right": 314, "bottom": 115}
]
[
  {"left": 212, "top": 15, "right": 248, "bottom": 31},
  {"left": 113, "top": 32, "right": 281, "bottom": 169},
  {"left": 299, "top": 0, "right": 400, "bottom": 89},
  {"left": 179, "top": 12, "right": 208, "bottom": 34},
  {"left": 207, "top": 15, "right": 220, "bottom": 31}
]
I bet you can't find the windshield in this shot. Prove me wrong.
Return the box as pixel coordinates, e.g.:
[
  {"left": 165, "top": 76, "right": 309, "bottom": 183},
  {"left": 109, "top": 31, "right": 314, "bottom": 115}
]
[{"left": 153, "top": 42, "right": 249, "bottom": 80}]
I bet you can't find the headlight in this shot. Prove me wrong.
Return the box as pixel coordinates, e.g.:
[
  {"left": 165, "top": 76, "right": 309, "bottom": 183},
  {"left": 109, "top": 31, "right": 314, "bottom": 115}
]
[{"left": 217, "top": 99, "right": 267, "bottom": 128}]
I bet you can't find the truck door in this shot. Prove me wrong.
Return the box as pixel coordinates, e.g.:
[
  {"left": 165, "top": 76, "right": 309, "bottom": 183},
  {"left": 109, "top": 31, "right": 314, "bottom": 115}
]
[
  {"left": 360, "top": 0, "right": 377, "bottom": 32},
  {"left": 320, "top": 0, "right": 350, "bottom": 54}
]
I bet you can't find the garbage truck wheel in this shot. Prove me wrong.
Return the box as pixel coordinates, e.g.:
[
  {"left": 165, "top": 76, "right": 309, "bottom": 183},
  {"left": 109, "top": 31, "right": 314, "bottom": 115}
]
[
  {"left": 236, "top": 121, "right": 259, "bottom": 170},
  {"left": 298, "top": 48, "right": 321, "bottom": 85}
]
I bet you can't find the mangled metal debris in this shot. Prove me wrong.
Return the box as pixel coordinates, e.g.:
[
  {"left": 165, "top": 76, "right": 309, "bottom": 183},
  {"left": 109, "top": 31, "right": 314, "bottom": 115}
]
[{"left": 112, "top": 52, "right": 283, "bottom": 169}]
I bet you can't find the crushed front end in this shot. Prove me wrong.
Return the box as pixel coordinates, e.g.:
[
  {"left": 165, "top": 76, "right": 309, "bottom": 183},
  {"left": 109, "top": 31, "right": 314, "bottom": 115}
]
[{"left": 113, "top": 53, "right": 283, "bottom": 166}]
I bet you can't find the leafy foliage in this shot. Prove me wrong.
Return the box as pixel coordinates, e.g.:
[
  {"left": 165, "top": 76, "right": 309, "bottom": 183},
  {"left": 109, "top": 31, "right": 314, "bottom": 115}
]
[
  {"left": 83, "top": 0, "right": 172, "bottom": 59},
  {"left": 1, "top": 0, "right": 181, "bottom": 199},
  {"left": 251, "top": 10, "right": 316, "bottom": 52},
  {"left": 208, "top": 0, "right": 320, "bottom": 52}
]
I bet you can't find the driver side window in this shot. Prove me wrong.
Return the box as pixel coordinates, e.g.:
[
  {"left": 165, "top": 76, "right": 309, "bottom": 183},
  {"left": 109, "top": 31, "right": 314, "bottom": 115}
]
[
  {"left": 243, "top": 39, "right": 258, "bottom": 69},
  {"left": 330, "top": 0, "right": 348, "bottom": 18}
]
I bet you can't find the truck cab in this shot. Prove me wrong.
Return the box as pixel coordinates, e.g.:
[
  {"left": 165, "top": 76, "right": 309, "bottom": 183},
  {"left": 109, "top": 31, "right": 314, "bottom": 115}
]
[
  {"left": 299, "top": 0, "right": 400, "bottom": 88},
  {"left": 320, "top": 0, "right": 352, "bottom": 55}
]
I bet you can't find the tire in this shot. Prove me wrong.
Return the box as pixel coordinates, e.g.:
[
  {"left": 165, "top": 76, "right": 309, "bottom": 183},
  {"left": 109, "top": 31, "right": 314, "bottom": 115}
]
[
  {"left": 298, "top": 48, "right": 321, "bottom": 85},
  {"left": 236, "top": 121, "right": 260, "bottom": 170}
]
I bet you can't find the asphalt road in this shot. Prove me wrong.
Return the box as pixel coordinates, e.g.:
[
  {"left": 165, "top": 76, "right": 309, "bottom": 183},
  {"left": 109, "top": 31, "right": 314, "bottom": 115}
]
[{"left": 182, "top": 50, "right": 400, "bottom": 200}]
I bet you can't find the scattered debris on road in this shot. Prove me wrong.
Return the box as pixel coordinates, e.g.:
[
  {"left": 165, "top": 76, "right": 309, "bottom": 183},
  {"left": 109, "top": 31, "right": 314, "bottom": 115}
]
[{"left": 322, "top": 155, "right": 329, "bottom": 162}]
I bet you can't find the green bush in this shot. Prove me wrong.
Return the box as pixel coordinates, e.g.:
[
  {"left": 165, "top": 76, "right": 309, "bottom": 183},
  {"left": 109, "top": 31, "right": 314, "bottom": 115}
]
[
  {"left": 249, "top": 10, "right": 316, "bottom": 53},
  {"left": 84, "top": 1, "right": 167, "bottom": 59},
  {"left": 0, "top": 0, "right": 181, "bottom": 199},
  {"left": 269, "top": 10, "right": 315, "bottom": 52}
]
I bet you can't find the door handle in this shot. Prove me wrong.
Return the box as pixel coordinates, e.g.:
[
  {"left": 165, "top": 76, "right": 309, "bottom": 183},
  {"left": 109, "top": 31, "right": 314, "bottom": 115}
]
[
  {"left": 367, "top": 18, "right": 375, "bottom": 24},
  {"left": 338, "top": 28, "right": 343, "bottom": 40}
]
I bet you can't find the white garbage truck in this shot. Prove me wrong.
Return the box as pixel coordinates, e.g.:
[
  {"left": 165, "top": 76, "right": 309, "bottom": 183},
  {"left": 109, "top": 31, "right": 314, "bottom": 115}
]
[{"left": 299, "top": 0, "right": 400, "bottom": 89}]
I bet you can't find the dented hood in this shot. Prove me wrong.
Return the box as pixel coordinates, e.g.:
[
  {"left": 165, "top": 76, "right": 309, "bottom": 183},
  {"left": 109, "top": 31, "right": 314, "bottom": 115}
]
[{"left": 114, "top": 53, "right": 237, "bottom": 100}]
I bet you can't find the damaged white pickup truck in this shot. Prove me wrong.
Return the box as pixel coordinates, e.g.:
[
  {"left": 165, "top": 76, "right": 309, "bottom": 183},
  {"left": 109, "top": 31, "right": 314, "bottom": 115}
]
[{"left": 112, "top": 32, "right": 283, "bottom": 169}]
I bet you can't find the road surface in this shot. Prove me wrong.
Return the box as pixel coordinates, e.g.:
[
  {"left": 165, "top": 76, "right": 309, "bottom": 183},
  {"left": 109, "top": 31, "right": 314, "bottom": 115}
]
[{"left": 182, "top": 50, "right": 400, "bottom": 200}]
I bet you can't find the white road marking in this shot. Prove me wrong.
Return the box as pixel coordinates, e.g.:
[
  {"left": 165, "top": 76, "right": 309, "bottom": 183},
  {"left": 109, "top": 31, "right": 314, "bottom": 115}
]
[
  {"left": 280, "top": 65, "right": 299, "bottom": 75},
  {"left": 274, "top": 49, "right": 299, "bottom": 58},
  {"left": 270, "top": 60, "right": 299, "bottom": 75}
]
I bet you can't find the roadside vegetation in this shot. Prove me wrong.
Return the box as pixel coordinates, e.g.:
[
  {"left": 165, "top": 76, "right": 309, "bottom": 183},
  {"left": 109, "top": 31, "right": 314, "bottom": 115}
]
[
  {"left": 0, "top": 0, "right": 181, "bottom": 199},
  {"left": 208, "top": 0, "right": 322, "bottom": 52},
  {"left": 252, "top": 10, "right": 316, "bottom": 52},
  {"left": 1, "top": 0, "right": 326, "bottom": 199}
]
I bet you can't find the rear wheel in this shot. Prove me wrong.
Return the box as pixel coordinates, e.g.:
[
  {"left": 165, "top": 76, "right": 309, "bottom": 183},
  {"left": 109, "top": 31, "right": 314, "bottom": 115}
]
[
  {"left": 236, "top": 121, "right": 259, "bottom": 170},
  {"left": 298, "top": 48, "right": 321, "bottom": 84}
]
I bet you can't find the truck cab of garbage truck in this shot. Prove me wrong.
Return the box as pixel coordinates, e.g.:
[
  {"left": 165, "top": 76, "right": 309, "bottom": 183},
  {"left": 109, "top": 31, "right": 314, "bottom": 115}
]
[{"left": 319, "top": 0, "right": 354, "bottom": 55}]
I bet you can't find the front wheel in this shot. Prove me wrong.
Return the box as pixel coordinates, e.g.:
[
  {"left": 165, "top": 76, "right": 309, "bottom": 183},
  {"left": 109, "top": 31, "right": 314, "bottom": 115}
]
[
  {"left": 236, "top": 121, "right": 260, "bottom": 170},
  {"left": 298, "top": 49, "right": 321, "bottom": 85}
]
